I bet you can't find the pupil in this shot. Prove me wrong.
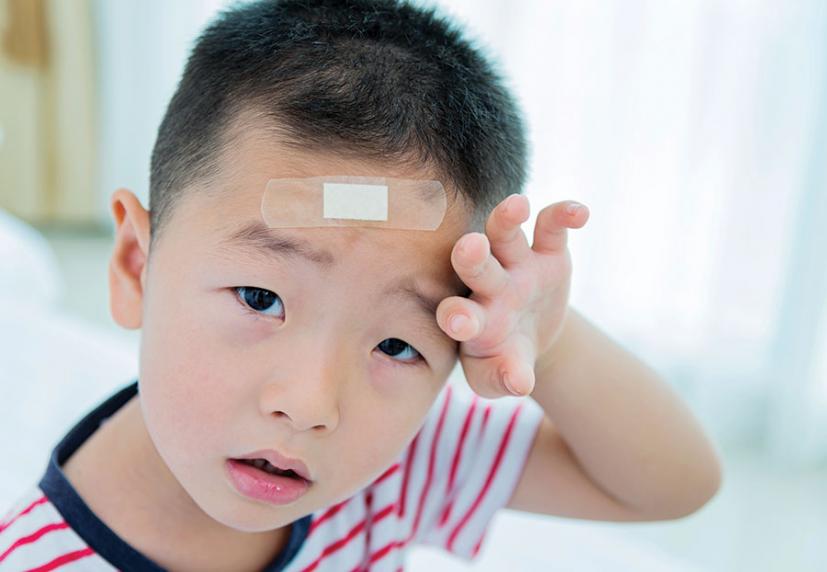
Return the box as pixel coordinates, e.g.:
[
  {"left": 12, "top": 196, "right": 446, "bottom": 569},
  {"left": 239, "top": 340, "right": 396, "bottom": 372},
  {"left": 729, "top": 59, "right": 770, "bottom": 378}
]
[
  {"left": 244, "top": 288, "right": 276, "bottom": 311},
  {"left": 379, "top": 338, "right": 406, "bottom": 356}
]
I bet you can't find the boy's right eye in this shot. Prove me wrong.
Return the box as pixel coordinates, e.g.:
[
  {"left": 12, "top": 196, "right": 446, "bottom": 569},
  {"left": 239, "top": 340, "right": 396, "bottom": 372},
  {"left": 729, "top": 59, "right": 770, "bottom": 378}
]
[{"left": 234, "top": 286, "right": 284, "bottom": 318}]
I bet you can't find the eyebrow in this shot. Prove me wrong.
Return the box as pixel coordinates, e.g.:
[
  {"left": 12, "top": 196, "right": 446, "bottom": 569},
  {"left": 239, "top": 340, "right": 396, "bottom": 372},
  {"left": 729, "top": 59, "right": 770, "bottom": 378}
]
[{"left": 220, "top": 221, "right": 469, "bottom": 321}]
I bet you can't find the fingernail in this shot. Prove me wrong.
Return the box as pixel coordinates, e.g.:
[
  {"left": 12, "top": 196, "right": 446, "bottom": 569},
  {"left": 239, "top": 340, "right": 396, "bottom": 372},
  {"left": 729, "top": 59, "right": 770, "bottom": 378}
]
[
  {"left": 567, "top": 202, "right": 583, "bottom": 215},
  {"left": 502, "top": 371, "right": 521, "bottom": 395},
  {"left": 450, "top": 314, "right": 469, "bottom": 333}
]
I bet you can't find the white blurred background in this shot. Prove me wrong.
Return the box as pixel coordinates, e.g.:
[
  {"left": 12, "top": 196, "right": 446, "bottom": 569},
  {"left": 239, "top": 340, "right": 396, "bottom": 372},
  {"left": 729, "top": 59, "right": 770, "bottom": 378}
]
[{"left": 1, "top": 1, "right": 826, "bottom": 570}]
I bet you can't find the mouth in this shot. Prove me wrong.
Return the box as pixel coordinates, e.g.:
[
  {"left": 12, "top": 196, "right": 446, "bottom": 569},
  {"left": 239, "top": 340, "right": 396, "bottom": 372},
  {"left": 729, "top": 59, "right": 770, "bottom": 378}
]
[
  {"left": 232, "top": 448, "right": 313, "bottom": 482},
  {"left": 236, "top": 458, "right": 303, "bottom": 480},
  {"left": 225, "top": 458, "right": 312, "bottom": 505}
]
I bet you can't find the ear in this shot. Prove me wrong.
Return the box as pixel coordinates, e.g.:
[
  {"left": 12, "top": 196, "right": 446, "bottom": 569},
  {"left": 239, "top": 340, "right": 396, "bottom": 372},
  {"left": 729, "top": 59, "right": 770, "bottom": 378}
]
[{"left": 108, "top": 188, "right": 151, "bottom": 329}]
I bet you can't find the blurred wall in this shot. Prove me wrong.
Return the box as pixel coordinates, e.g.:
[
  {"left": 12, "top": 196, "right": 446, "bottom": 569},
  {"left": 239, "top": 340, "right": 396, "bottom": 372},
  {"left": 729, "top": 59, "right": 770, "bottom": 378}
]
[{"left": 0, "top": 0, "right": 97, "bottom": 225}]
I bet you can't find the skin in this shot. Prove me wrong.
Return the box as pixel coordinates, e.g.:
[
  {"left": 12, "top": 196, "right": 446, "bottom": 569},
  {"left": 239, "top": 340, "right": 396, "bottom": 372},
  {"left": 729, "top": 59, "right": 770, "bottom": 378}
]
[{"left": 63, "top": 124, "right": 476, "bottom": 571}]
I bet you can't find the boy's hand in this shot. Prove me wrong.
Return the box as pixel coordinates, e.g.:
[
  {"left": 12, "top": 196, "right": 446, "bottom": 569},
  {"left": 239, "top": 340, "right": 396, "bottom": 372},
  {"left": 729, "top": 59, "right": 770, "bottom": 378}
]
[{"left": 436, "top": 194, "right": 589, "bottom": 399}]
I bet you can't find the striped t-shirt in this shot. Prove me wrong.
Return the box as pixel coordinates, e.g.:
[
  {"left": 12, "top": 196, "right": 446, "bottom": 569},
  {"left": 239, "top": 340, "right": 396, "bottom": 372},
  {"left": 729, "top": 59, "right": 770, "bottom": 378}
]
[{"left": 0, "top": 377, "right": 544, "bottom": 571}]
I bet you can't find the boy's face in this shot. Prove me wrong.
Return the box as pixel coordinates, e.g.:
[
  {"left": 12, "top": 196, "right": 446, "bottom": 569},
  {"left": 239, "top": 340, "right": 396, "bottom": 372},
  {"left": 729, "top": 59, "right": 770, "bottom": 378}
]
[{"left": 116, "top": 125, "right": 473, "bottom": 532}]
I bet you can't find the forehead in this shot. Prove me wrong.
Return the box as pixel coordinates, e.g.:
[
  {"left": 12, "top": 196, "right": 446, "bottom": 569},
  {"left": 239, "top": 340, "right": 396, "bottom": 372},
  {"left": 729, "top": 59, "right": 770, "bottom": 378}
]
[{"left": 169, "top": 123, "right": 473, "bottom": 296}]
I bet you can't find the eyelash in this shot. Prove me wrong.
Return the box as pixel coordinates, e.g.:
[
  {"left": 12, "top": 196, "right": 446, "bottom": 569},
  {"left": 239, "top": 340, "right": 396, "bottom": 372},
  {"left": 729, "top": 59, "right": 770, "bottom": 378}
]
[{"left": 231, "top": 286, "right": 425, "bottom": 367}]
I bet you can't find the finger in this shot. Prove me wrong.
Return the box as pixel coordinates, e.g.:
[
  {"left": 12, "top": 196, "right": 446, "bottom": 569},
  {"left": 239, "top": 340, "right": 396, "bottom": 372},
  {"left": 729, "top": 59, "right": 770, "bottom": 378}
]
[
  {"left": 532, "top": 201, "right": 589, "bottom": 255},
  {"left": 459, "top": 354, "right": 507, "bottom": 399},
  {"left": 451, "top": 232, "right": 510, "bottom": 300},
  {"left": 435, "top": 296, "right": 487, "bottom": 342},
  {"left": 485, "top": 194, "right": 532, "bottom": 268},
  {"left": 460, "top": 338, "right": 537, "bottom": 398},
  {"left": 497, "top": 338, "right": 537, "bottom": 396}
]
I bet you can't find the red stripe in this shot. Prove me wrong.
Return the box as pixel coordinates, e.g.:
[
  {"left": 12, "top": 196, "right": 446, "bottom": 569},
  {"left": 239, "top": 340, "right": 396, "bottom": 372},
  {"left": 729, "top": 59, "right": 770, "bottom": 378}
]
[
  {"left": 0, "top": 496, "right": 48, "bottom": 534},
  {"left": 438, "top": 503, "right": 453, "bottom": 528},
  {"left": 26, "top": 547, "right": 95, "bottom": 572},
  {"left": 472, "top": 533, "right": 485, "bottom": 557},
  {"left": 363, "top": 491, "right": 373, "bottom": 566},
  {"left": 479, "top": 404, "right": 492, "bottom": 434},
  {"left": 300, "top": 518, "right": 366, "bottom": 572},
  {"left": 397, "top": 432, "right": 420, "bottom": 518},
  {"left": 372, "top": 502, "right": 396, "bottom": 524},
  {"left": 372, "top": 463, "right": 400, "bottom": 486},
  {"left": 446, "top": 403, "right": 523, "bottom": 552},
  {"left": 308, "top": 499, "right": 350, "bottom": 536},
  {"left": 406, "top": 385, "right": 452, "bottom": 540},
  {"left": 368, "top": 539, "right": 405, "bottom": 564},
  {"left": 439, "top": 395, "right": 478, "bottom": 527},
  {"left": 0, "top": 522, "right": 69, "bottom": 562}
]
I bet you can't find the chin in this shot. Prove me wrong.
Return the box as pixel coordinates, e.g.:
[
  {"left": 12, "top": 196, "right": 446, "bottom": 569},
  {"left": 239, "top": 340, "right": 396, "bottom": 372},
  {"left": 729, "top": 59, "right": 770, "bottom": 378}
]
[{"left": 205, "top": 497, "right": 300, "bottom": 533}]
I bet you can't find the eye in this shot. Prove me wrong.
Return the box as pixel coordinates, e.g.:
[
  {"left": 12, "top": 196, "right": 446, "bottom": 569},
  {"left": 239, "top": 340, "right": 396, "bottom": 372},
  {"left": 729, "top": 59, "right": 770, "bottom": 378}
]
[
  {"left": 377, "top": 338, "right": 423, "bottom": 365},
  {"left": 234, "top": 286, "right": 284, "bottom": 318}
]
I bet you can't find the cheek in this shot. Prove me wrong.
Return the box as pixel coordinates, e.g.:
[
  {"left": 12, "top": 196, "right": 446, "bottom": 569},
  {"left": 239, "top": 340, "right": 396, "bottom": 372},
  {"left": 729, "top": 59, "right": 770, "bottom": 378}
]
[
  {"left": 138, "top": 355, "right": 234, "bottom": 471},
  {"left": 138, "top": 285, "right": 247, "bottom": 467}
]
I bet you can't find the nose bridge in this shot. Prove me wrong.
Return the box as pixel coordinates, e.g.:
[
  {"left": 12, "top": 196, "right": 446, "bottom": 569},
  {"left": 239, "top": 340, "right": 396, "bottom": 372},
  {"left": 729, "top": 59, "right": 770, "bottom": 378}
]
[{"left": 258, "top": 327, "right": 346, "bottom": 433}]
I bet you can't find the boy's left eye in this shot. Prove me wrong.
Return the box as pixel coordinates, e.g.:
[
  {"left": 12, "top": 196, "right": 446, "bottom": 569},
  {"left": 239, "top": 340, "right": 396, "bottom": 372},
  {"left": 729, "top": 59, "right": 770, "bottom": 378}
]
[{"left": 377, "top": 338, "right": 423, "bottom": 365}]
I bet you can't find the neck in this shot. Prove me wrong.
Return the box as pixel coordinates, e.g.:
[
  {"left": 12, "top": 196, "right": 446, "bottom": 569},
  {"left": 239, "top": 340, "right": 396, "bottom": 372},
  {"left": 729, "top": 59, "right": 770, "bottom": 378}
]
[{"left": 62, "top": 391, "right": 290, "bottom": 571}]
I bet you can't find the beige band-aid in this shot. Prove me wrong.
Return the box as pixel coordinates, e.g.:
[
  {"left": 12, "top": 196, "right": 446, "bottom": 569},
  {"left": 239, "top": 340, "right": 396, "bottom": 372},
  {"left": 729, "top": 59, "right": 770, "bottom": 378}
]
[{"left": 261, "top": 176, "right": 447, "bottom": 231}]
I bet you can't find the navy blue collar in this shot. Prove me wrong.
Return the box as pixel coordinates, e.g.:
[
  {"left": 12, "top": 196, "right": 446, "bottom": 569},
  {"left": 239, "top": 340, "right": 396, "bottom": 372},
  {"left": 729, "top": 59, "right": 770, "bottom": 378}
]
[{"left": 38, "top": 381, "right": 311, "bottom": 571}]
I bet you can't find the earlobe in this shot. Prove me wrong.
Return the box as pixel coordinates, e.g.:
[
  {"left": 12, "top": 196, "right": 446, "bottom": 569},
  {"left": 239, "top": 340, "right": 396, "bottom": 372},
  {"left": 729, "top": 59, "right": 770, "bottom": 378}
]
[{"left": 108, "top": 188, "right": 151, "bottom": 329}]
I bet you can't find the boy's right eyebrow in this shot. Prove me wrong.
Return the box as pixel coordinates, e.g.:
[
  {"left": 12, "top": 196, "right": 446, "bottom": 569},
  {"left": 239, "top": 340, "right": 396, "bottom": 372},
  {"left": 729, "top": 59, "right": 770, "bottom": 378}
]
[{"left": 221, "top": 221, "right": 336, "bottom": 268}]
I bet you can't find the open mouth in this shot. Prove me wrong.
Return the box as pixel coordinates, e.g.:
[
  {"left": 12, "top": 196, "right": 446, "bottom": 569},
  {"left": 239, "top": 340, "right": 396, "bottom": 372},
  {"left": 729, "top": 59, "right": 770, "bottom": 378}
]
[
  {"left": 226, "top": 457, "right": 311, "bottom": 505},
  {"left": 236, "top": 458, "right": 305, "bottom": 480}
]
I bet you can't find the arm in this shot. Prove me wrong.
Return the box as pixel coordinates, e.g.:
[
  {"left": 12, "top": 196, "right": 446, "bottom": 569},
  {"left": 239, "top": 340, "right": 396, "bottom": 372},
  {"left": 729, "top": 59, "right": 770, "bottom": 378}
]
[{"left": 507, "top": 306, "right": 723, "bottom": 521}]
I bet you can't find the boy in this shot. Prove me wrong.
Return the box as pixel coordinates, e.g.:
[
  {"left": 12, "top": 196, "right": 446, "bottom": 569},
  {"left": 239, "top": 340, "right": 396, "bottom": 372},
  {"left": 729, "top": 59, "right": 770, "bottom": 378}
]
[{"left": 0, "top": 0, "right": 722, "bottom": 570}]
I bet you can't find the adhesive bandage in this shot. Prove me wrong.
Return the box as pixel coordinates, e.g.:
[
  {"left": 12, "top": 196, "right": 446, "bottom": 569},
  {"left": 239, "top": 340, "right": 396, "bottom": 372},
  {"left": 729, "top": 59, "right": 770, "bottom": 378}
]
[{"left": 261, "top": 176, "right": 447, "bottom": 231}]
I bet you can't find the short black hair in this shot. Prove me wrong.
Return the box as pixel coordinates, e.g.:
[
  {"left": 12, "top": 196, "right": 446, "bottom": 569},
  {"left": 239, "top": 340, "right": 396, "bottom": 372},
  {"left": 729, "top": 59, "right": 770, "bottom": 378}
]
[{"left": 149, "top": 0, "right": 528, "bottom": 247}]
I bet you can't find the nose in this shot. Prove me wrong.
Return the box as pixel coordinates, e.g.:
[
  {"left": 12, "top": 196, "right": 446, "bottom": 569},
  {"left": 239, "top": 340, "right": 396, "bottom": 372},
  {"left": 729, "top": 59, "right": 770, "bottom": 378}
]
[{"left": 258, "top": 339, "right": 343, "bottom": 434}]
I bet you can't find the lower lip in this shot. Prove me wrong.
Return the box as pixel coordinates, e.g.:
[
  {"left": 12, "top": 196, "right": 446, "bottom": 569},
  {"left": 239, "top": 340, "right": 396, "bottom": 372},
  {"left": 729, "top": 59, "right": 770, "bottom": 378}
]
[{"left": 225, "top": 459, "right": 311, "bottom": 505}]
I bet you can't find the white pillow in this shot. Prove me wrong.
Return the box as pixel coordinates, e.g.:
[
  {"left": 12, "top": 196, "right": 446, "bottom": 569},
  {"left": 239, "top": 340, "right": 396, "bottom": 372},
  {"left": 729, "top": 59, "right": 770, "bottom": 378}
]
[
  {"left": 0, "top": 297, "right": 139, "bottom": 506},
  {"left": 0, "top": 209, "right": 63, "bottom": 307}
]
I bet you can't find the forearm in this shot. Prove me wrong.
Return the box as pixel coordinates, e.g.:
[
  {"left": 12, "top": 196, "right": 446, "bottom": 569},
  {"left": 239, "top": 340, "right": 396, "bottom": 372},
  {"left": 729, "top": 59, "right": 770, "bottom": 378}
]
[{"left": 532, "top": 306, "right": 723, "bottom": 518}]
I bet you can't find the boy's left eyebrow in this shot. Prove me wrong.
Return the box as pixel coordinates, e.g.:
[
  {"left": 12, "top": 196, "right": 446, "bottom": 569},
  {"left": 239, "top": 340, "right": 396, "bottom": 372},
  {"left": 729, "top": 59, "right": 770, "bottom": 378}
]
[{"left": 219, "top": 221, "right": 469, "bottom": 321}]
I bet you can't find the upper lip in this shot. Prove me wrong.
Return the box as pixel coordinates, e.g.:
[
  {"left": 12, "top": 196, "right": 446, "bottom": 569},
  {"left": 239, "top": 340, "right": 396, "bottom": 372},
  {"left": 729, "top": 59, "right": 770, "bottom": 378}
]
[{"left": 234, "top": 449, "right": 312, "bottom": 482}]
